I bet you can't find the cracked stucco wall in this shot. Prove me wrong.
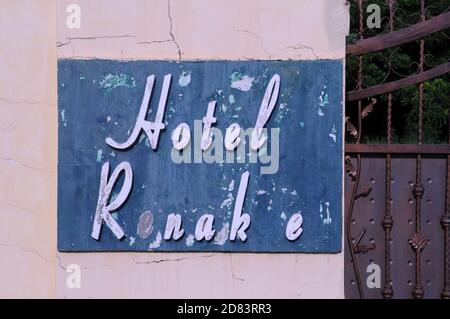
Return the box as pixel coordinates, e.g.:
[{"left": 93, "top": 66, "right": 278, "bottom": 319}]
[
  {"left": 0, "top": 0, "right": 349, "bottom": 298},
  {"left": 0, "top": 0, "right": 57, "bottom": 298}
]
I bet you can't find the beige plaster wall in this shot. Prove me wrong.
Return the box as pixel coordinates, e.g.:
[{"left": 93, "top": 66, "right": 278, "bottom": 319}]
[
  {"left": 0, "top": 0, "right": 349, "bottom": 298},
  {"left": 0, "top": 0, "right": 57, "bottom": 298}
]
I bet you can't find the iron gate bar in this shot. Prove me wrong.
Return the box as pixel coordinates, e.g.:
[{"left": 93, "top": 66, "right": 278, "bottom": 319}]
[
  {"left": 347, "top": 62, "right": 450, "bottom": 102},
  {"left": 382, "top": 0, "right": 395, "bottom": 299},
  {"left": 442, "top": 110, "right": 450, "bottom": 298},
  {"left": 442, "top": 116, "right": 450, "bottom": 298},
  {"left": 345, "top": 144, "right": 450, "bottom": 155},
  {"left": 346, "top": 0, "right": 366, "bottom": 300},
  {"left": 347, "top": 11, "right": 450, "bottom": 56},
  {"left": 410, "top": 0, "right": 426, "bottom": 299}
]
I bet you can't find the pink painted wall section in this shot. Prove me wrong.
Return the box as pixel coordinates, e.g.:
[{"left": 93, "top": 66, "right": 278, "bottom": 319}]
[
  {"left": 0, "top": 0, "right": 57, "bottom": 298},
  {"left": 0, "top": 0, "right": 349, "bottom": 298},
  {"left": 56, "top": 0, "right": 349, "bottom": 61}
]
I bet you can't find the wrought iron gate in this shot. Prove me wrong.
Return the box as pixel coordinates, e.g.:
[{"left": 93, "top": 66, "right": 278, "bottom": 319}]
[{"left": 344, "top": 0, "right": 450, "bottom": 298}]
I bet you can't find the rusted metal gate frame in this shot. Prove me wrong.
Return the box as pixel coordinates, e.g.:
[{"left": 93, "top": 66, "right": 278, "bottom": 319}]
[{"left": 344, "top": 0, "right": 450, "bottom": 299}]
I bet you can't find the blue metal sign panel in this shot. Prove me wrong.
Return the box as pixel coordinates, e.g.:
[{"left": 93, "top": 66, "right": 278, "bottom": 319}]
[{"left": 57, "top": 59, "right": 343, "bottom": 252}]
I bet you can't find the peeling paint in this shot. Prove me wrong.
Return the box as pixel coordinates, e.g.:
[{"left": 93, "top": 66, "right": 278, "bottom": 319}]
[
  {"left": 148, "top": 231, "right": 162, "bottom": 250},
  {"left": 214, "top": 222, "right": 229, "bottom": 245},
  {"left": 329, "top": 124, "right": 337, "bottom": 143},
  {"left": 228, "top": 180, "right": 235, "bottom": 192},
  {"left": 60, "top": 109, "right": 67, "bottom": 127},
  {"left": 220, "top": 193, "right": 234, "bottom": 210},
  {"left": 230, "top": 72, "right": 254, "bottom": 92},
  {"left": 320, "top": 200, "right": 332, "bottom": 225},
  {"left": 221, "top": 103, "right": 227, "bottom": 113},
  {"left": 96, "top": 149, "right": 103, "bottom": 163},
  {"left": 186, "top": 234, "right": 195, "bottom": 247},
  {"left": 99, "top": 73, "right": 136, "bottom": 94},
  {"left": 178, "top": 71, "right": 191, "bottom": 87},
  {"left": 275, "top": 102, "right": 289, "bottom": 123},
  {"left": 317, "top": 86, "right": 329, "bottom": 116}
]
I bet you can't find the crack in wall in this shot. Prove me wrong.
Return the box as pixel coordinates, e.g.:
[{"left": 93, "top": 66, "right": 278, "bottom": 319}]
[
  {"left": 56, "top": 256, "right": 67, "bottom": 270},
  {"left": 167, "top": 0, "right": 182, "bottom": 59},
  {"left": 230, "top": 255, "right": 245, "bottom": 282},
  {"left": 0, "top": 96, "right": 50, "bottom": 106},
  {"left": 131, "top": 253, "right": 216, "bottom": 265},
  {"left": 1, "top": 157, "right": 51, "bottom": 172},
  {"left": 56, "top": 255, "right": 112, "bottom": 271},
  {"left": 55, "top": 254, "right": 220, "bottom": 277},
  {"left": 56, "top": 3, "right": 182, "bottom": 60},
  {"left": 57, "top": 35, "right": 173, "bottom": 48},
  {"left": 233, "top": 27, "right": 272, "bottom": 59},
  {"left": 1, "top": 114, "right": 22, "bottom": 131},
  {"left": 57, "top": 35, "right": 135, "bottom": 47},
  {"left": 0, "top": 243, "right": 54, "bottom": 263},
  {"left": 137, "top": 39, "right": 173, "bottom": 45},
  {"left": 285, "top": 44, "right": 320, "bottom": 60},
  {"left": 0, "top": 203, "right": 35, "bottom": 215},
  {"left": 0, "top": 97, "right": 55, "bottom": 132}
]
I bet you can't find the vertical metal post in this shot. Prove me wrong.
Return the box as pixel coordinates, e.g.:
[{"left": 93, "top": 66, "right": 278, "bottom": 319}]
[
  {"left": 382, "top": 0, "right": 395, "bottom": 300},
  {"left": 410, "top": 0, "right": 426, "bottom": 300},
  {"left": 347, "top": 0, "right": 365, "bottom": 299},
  {"left": 441, "top": 113, "right": 450, "bottom": 299}
]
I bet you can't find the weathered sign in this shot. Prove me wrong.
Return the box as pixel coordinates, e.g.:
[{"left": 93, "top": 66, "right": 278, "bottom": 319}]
[{"left": 57, "top": 59, "right": 343, "bottom": 252}]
